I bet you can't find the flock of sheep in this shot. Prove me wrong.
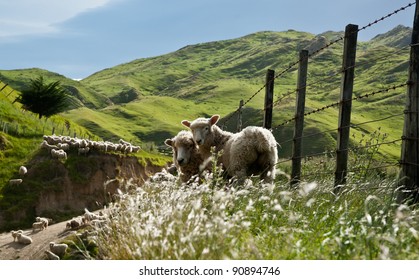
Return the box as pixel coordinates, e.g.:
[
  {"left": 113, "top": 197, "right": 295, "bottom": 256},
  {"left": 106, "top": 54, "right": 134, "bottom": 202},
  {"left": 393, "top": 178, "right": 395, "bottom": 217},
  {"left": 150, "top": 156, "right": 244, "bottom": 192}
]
[
  {"left": 10, "top": 216, "right": 69, "bottom": 260},
  {"left": 5, "top": 113, "right": 278, "bottom": 260},
  {"left": 40, "top": 135, "right": 141, "bottom": 160},
  {"left": 9, "top": 207, "right": 107, "bottom": 260},
  {"left": 165, "top": 114, "right": 278, "bottom": 184},
  {"left": 8, "top": 135, "right": 141, "bottom": 186}
]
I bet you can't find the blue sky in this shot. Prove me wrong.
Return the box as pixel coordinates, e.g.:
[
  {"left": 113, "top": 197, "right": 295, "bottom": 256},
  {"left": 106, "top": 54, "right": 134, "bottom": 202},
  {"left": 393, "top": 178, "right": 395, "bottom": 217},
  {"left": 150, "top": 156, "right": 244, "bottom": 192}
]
[{"left": 0, "top": 0, "right": 415, "bottom": 79}]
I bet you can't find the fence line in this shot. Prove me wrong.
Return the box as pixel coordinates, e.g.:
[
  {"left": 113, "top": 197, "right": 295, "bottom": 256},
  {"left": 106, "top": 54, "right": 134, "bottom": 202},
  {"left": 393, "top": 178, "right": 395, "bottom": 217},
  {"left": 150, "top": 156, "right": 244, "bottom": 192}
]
[
  {"left": 218, "top": 2, "right": 417, "bottom": 202},
  {"left": 1, "top": 3, "right": 417, "bottom": 200}
]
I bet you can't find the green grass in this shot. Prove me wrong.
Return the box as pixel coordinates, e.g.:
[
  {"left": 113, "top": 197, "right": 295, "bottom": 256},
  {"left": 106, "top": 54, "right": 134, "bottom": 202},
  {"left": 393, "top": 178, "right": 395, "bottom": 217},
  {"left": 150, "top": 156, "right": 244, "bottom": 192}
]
[
  {"left": 75, "top": 160, "right": 418, "bottom": 260},
  {"left": 0, "top": 28, "right": 411, "bottom": 162},
  {"left": 0, "top": 82, "right": 172, "bottom": 231}
]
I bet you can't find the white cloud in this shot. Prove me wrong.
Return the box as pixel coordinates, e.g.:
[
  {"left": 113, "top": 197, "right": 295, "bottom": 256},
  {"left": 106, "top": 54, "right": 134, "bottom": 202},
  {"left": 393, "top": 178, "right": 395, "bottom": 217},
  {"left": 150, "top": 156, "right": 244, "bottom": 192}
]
[{"left": 0, "top": 0, "right": 115, "bottom": 38}]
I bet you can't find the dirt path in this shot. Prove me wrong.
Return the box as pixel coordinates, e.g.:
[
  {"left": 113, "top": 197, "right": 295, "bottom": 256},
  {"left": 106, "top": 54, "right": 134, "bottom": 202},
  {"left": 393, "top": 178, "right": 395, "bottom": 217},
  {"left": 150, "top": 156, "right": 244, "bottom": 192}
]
[{"left": 0, "top": 219, "right": 75, "bottom": 260}]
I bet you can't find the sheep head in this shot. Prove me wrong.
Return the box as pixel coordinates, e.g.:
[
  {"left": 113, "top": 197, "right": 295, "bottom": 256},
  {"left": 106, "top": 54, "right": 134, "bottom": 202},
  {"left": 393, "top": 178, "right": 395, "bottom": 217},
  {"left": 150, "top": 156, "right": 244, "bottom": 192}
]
[
  {"left": 165, "top": 131, "right": 197, "bottom": 167},
  {"left": 182, "top": 115, "right": 219, "bottom": 146}
]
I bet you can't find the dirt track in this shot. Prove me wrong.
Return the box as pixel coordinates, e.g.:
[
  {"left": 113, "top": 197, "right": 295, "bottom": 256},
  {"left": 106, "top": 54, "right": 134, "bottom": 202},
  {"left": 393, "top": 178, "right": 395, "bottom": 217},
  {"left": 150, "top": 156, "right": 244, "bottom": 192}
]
[{"left": 0, "top": 219, "right": 75, "bottom": 260}]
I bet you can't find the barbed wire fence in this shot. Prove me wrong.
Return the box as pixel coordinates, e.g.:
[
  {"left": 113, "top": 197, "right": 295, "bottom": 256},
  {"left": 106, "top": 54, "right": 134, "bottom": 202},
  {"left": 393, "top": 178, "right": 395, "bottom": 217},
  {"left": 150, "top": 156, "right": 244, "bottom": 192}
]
[
  {"left": 1, "top": 3, "right": 417, "bottom": 202},
  {"left": 219, "top": 2, "right": 418, "bottom": 202}
]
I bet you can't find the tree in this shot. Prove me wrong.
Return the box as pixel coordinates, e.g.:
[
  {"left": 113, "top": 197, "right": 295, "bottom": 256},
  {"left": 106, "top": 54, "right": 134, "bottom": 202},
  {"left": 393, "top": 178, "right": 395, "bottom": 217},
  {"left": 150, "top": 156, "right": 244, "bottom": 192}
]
[{"left": 14, "top": 76, "right": 73, "bottom": 119}]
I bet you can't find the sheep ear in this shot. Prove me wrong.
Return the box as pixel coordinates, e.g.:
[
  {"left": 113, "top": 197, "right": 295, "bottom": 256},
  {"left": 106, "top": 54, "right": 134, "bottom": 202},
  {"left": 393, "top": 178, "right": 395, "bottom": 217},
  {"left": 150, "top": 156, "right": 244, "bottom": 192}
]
[
  {"left": 181, "top": 120, "right": 191, "bottom": 128},
  {"left": 210, "top": 115, "right": 220, "bottom": 125},
  {"left": 165, "top": 139, "right": 173, "bottom": 147}
]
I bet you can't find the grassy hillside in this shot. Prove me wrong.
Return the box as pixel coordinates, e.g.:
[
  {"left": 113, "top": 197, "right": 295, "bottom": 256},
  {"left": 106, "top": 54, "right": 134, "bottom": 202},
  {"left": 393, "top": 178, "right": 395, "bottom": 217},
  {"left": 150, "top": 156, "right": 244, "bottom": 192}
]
[
  {"left": 0, "top": 68, "right": 111, "bottom": 109},
  {"left": 81, "top": 27, "right": 409, "bottom": 161},
  {"left": 1, "top": 26, "right": 411, "bottom": 162},
  {"left": 0, "top": 81, "right": 98, "bottom": 189}
]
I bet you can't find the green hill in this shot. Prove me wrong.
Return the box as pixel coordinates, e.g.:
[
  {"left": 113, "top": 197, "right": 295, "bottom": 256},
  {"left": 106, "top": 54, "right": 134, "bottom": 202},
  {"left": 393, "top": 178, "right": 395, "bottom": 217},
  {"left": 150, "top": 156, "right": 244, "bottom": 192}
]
[
  {"left": 0, "top": 81, "right": 98, "bottom": 189},
  {"left": 0, "top": 26, "right": 411, "bottom": 161}
]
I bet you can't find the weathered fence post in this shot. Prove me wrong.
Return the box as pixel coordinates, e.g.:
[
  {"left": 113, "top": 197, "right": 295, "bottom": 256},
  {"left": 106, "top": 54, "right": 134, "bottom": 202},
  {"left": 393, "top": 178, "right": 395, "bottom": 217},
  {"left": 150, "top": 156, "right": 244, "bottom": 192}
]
[
  {"left": 237, "top": 99, "right": 244, "bottom": 132},
  {"left": 263, "top": 69, "right": 275, "bottom": 129},
  {"left": 399, "top": 2, "right": 419, "bottom": 204},
  {"left": 291, "top": 50, "right": 309, "bottom": 186},
  {"left": 6, "top": 89, "right": 14, "bottom": 98},
  {"left": 0, "top": 83, "right": 7, "bottom": 92},
  {"left": 334, "top": 24, "right": 358, "bottom": 190}
]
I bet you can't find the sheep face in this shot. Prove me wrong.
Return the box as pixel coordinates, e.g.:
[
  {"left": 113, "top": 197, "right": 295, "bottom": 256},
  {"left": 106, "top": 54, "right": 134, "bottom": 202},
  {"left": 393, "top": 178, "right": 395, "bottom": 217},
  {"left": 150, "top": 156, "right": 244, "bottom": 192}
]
[
  {"left": 182, "top": 115, "right": 219, "bottom": 146},
  {"left": 165, "top": 131, "right": 197, "bottom": 167}
]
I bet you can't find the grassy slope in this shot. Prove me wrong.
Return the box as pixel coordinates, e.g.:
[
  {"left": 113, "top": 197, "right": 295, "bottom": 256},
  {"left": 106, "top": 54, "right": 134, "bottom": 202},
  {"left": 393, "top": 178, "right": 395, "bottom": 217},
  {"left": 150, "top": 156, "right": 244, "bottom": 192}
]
[
  {"left": 79, "top": 28, "right": 409, "bottom": 161},
  {"left": 0, "top": 27, "right": 410, "bottom": 162},
  {"left": 0, "top": 68, "right": 110, "bottom": 109},
  {"left": 0, "top": 82, "right": 97, "bottom": 190}
]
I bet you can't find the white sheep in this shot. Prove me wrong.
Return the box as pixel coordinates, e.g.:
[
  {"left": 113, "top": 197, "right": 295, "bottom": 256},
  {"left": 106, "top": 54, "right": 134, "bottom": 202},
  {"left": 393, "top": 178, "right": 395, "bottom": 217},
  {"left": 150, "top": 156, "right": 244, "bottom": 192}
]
[
  {"left": 66, "top": 218, "right": 82, "bottom": 230},
  {"left": 84, "top": 208, "right": 105, "bottom": 222},
  {"left": 149, "top": 168, "right": 176, "bottom": 182},
  {"left": 9, "top": 179, "right": 23, "bottom": 186},
  {"left": 182, "top": 114, "right": 278, "bottom": 183},
  {"left": 131, "top": 145, "right": 141, "bottom": 153},
  {"left": 40, "top": 140, "right": 58, "bottom": 151},
  {"left": 57, "top": 143, "right": 70, "bottom": 151},
  {"left": 19, "top": 166, "right": 27, "bottom": 176},
  {"left": 165, "top": 130, "right": 210, "bottom": 183},
  {"left": 36, "top": 216, "right": 50, "bottom": 228},
  {"left": 49, "top": 242, "right": 68, "bottom": 258},
  {"left": 45, "top": 250, "right": 60, "bottom": 260},
  {"left": 119, "top": 139, "right": 131, "bottom": 146},
  {"left": 11, "top": 230, "right": 23, "bottom": 242},
  {"left": 16, "top": 232, "right": 32, "bottom": 245},
  {"left": 32, "top": 221, "right": 45, "bottom": 232},
  {"left": 78, "top": 147, "right": 90, "bottom": 156},
  {"left": 51, "top": 148, "right": 67, "bottom": 160}
]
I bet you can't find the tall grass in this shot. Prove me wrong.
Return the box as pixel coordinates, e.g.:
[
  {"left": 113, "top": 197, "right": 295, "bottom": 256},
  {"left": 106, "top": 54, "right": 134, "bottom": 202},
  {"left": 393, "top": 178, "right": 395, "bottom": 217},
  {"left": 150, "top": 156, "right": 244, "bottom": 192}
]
[{"left": 86, "top": 163, "right": 419, "bottom": 260}]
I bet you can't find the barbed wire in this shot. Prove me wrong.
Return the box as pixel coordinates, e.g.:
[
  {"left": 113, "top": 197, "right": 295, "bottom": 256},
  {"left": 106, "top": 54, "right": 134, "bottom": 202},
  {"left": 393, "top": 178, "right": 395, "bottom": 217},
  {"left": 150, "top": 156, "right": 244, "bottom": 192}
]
[
  {"left": 272, "top": 82, "right": 408, "bottom": 130},
  {"left": 302, "top": 162, "right": 400, "bottom": 179},
  {"left": 221, "top": 2, "right": 414, "bottom": 128},
  {"left": 357, "top": 2, "right": 416, "bottom": 33},
  {"left": 277, "top": 137, "right": 402, "bottom": 170},
  {"left": 276, "top": 110, "right": 405, "bottom": 149}
]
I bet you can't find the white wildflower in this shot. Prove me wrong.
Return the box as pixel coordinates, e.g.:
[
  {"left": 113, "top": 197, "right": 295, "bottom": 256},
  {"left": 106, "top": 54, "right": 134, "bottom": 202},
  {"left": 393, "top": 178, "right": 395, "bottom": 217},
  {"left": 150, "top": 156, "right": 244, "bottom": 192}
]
[
  {"left": 273, "top": 204, "right": 283, "bottom": 212},
  {"left": 299, "top": 182, "right": 317, "bottom": 196}
]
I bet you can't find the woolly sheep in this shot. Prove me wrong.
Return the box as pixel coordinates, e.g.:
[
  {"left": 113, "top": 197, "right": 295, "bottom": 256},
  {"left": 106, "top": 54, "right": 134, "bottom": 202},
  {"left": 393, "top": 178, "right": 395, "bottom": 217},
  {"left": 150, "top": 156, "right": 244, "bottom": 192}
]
[
  {"left": 119, "top": 139, "right": 131, "bottom": 146},
  {"left": 36, "top": 216, "right": 49, "bottom": 228},
  {"left": 78, "top": 147, "right": 90, "bottom": 155},
  {"left": 45, "top": 250, "right": 60, "bottom": 260},
  {"left": 165, "top": 130, "right": 210, "bottom": 183},
  {"left": 16, "top": 232, "right": 32, "bottom": 245},
  {"left": 41, "top": 135, "right": 141, "bottom": 156},
  {"left": 40, "top": 140, "right": 59, "bottom": 151},
  {"left": 149, "top": 168, "right": 176, "bottom": 182},
  {"left": 9, "top": 179, "right": 23, "bottom": 186},
  {"left": 32, "top": 221, "right": 45, "bottom": 232},
  {"left": 84, "top": 208, "right": 105, "bottom": 222},
  {"left": 182, "top": 114, "right": 278, "bottom": 183},
  {"left": 51, "top": 148, "right": 67, "bottom": 160},
  {"left": 66, "top": 218, "right": 81, "bottom": 230},
  {"left": 49, "top": 242, "right": 68, "bottom": 258},
  {"left": 57, "top": 143, "right": 70, "bottom": 151},
  {"left": 11, "top": 230, "right": 23, "bottom": 242},
  {"left": 19, "top": 166, "right": 27, "bottom": 176}
]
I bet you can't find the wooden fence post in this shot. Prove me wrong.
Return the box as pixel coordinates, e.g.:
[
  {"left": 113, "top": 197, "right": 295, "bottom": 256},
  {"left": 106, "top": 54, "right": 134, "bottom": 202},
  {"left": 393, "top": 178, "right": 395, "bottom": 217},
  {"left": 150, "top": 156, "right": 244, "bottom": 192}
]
[
  {"left": 0, "top": 83, "right": 7, "bottom": 92},
  {"left": 334, "top": 24, "right": 358, "bottom": 190},
  {"left": 291, "top": 50, "right": 309, "bottom": 186},
  {"left": 399, "top": 2, "right": 419, "bottom": 204},
  {"left": 263, "top": 69, "right": 275, "bottom": 129},
  {"left": 237, "top": 99, "right": 244, "bottom": 132}
]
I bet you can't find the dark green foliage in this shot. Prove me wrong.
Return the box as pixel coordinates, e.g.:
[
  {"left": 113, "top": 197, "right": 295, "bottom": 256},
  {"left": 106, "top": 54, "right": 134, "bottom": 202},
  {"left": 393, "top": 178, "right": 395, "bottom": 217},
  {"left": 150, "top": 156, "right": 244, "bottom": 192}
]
[
  {"left": 13, "top": 76, "right": 76, "bottom": 119},
  {"left": 110, "top": 88, "right": 139, "bottom": 104}
]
